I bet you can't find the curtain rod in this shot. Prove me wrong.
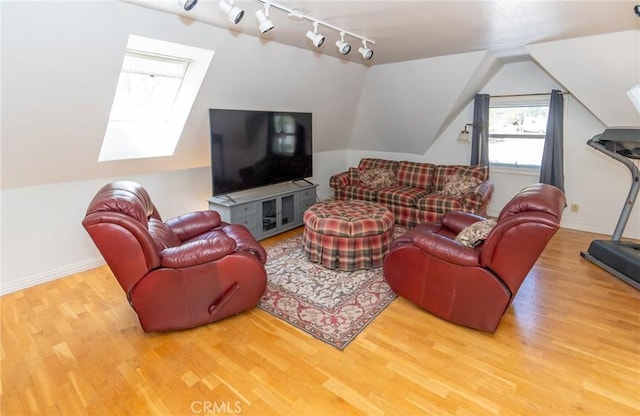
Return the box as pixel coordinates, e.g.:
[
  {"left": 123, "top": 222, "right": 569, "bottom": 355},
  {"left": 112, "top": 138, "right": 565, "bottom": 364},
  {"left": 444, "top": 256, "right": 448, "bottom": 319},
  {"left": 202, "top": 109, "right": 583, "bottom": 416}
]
[{"left": 490, "top": 91, "right": 569, "bottom": 98}]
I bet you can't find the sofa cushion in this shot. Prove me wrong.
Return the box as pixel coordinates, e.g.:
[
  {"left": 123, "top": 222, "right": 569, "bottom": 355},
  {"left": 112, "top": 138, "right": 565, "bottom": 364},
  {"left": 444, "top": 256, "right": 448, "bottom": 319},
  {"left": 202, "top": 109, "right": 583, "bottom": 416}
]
[
  {"left": 433, "top": 165, "right": 488, "bottom": 192},
  {"left": 396, "top": 161, "right": 435, "bottom": 190},
  {"left": 377, "top": 185, "right": 428, "bottom": 207},
  {"left": 416, "top": 194, "right": 464, "bottom": 214},
  {"left": 442, "top": 174, "right": 482, "bottom": 197},
  {"left": 358, "top": 168, "right": 396, "bottom": 189},
  {"left": 455, "top": 219, "right": 497, "bottom": 247},
  {"left": 358, "top": 158, "right": 399, "bottom": 173},
  {"left": 340, "top": 185, "right": 379, "bottom": 202}
]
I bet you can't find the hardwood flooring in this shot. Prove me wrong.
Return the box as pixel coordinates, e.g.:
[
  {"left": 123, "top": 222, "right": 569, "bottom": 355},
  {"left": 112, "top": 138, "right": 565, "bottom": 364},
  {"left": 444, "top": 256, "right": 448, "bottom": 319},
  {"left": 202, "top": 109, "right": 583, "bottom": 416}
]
[{"left": 1, "top": 228, "right": 639, "bottom": 415}]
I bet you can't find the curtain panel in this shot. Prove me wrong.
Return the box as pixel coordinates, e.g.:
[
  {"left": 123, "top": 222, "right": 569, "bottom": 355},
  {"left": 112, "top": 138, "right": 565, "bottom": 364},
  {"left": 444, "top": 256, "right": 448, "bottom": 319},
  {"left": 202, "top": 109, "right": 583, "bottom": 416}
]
[
  {"left": 540, "top": 89, "right": 565, "bottom": 192},
  {"left": 471, "top": 94, "right": 490, "bottom": 166}
]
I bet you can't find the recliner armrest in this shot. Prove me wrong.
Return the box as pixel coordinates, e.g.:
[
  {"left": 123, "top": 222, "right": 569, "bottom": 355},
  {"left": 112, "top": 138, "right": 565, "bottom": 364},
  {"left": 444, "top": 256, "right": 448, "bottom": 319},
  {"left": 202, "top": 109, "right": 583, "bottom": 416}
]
[
  {"left": 159, "top": 233, "right": 236, "bottom": 268},
  {"left": 441, "top": 211, "right": 486, "bottom": 234},
  {"left": 221, "top": 224, "right": 267, "bottom": 265},
  {"left": 412, "top": 232, "right": 481, "bottom": 267},
  {"left": 165, "top": 211, "right": 223, "bottom": 241}
]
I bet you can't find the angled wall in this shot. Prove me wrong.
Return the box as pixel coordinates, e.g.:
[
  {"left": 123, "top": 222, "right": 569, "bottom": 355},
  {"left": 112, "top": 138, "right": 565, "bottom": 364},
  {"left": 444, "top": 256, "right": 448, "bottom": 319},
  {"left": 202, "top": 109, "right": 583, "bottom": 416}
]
[
  {"left": 526, "top": 30, "right": 640, "bottom": 127},
  {"left": 348, "top": 51, "right": 488, "bottom": 153},
  {"left": 0, "top": 0, "right": 367, "bottom": 190}
]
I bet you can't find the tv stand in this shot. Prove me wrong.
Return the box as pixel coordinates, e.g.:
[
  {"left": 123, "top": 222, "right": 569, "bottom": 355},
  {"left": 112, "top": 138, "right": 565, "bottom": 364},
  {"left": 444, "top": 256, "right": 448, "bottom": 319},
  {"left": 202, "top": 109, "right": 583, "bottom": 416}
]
[
  {"left": 217, "top": 193, "right": 237, "bottom": 203},
  {"left": 207, "top": 182, "right": 318, "bottom": 240},
  {"left": 294, "top": 178, "right": 314, "bottom": 186}
]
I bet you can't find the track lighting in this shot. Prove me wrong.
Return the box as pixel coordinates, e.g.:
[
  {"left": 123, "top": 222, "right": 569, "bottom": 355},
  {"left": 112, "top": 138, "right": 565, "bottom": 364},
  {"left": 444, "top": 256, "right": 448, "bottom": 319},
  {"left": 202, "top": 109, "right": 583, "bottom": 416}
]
[
  {"left": 178, "top": 0, "right": 198, "bottom": 11},
  {"left": 255, "top": 3, "right": 275, "bottom": 34},
  {"left": 306, "top": 22, "right": 325, "bottom": 48},
  {"left": 335, "top": 32, "right": 351, "bottom": 55},
  {"left": 219, "top": 0, "right": 244, "bottom": 24},
  {"left": 251, "top": 0, "right": 375, "bottom": 60},
  {"left": 358, "top": 40, "right": 374, "bottom": 60}
]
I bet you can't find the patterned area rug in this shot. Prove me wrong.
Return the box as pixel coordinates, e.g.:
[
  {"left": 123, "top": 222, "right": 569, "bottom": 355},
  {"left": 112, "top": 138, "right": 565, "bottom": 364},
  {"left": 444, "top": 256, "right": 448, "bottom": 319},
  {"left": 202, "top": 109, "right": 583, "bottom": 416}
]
[{"left": 258, "top": 233, "right": 399, "bottom": 350}]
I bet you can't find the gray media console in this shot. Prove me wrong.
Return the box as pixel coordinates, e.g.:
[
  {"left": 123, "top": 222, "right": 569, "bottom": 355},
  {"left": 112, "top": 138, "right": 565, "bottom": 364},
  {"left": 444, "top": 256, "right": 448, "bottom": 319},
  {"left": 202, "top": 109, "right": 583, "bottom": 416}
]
[{"left": 207, "top": 181, "right": 318, "bottom": 240}]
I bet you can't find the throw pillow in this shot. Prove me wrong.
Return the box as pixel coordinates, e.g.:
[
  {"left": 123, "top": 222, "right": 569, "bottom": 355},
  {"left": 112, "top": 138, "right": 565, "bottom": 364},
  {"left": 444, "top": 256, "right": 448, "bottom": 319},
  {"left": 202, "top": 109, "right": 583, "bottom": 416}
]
[
  {"left": 359, "top": 168, "right": 395, "bottom": 189},
  {"left": 442, "top": 174, "right": 482, "bottom": 197},
  {"left": 455, "top": 219, "right": 497, "bottom": 247}
]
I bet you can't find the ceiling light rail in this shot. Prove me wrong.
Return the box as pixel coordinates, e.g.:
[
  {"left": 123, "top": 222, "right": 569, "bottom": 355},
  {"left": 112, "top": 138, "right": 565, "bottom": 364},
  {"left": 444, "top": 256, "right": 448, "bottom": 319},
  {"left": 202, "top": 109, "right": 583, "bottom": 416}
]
[
  {"left": 254, "top": 0, "right": 375, "bottom": 52},
  {"left": 180, "top": 0, "right": 375, "bottom": 59}
]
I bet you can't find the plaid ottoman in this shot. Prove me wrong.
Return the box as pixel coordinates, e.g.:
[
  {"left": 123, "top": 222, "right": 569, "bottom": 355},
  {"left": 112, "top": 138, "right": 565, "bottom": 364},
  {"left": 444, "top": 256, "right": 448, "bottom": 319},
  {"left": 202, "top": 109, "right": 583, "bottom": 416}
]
[{"left": 302, "top": 200, "right": 395, "bottom": 271}]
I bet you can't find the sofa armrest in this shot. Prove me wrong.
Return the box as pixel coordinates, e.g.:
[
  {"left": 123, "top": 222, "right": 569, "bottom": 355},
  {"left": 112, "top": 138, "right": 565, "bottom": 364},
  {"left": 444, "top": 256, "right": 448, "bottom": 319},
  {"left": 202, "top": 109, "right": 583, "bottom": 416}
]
[
  {"left": 159, "top": 233, "right": 236, "bottom": 268},
  {"left": 412, "top": 232, "right": 481, "bottom": 267},
  {"left": 165, "top": 211, "right": 222, "bottom": 241},
  {"left": 462, "top": 180, "right": 494, "bottom": 214},
  {"left": 329, "top": 171, "right": 351, "bottom": 189}
]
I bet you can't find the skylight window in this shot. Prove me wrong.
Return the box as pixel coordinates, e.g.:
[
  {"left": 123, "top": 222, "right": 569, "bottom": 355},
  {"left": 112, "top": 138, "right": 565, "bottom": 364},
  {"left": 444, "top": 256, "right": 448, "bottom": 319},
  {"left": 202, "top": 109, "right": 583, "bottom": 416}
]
[
  {"left": 109, "top": 52, "right": 189, "bottom": 123},
  {"left": 99, "top": 35, "right": 214, "bottom": 161}
]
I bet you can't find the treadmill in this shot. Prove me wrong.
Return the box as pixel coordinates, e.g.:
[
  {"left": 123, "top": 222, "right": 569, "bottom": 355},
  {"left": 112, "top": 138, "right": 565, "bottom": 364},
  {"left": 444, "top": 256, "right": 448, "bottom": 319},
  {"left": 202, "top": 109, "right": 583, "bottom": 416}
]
[{"left": 581, "top": 127, "right": 640, "bottom": 289}]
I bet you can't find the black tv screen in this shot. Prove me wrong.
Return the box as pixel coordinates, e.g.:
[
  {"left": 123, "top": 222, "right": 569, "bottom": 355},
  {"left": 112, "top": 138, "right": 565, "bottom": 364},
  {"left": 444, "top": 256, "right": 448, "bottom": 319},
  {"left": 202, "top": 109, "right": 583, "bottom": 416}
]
[{"left": 209, "top": 109, "right": 313, "bottom": 196}]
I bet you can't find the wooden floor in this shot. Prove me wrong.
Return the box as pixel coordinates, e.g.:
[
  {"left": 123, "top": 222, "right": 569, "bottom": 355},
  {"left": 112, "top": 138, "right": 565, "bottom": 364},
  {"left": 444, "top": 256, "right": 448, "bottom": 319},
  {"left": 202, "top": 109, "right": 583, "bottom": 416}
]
[{"left": 1, "top": 228, "right": 639, "bottom": 415}]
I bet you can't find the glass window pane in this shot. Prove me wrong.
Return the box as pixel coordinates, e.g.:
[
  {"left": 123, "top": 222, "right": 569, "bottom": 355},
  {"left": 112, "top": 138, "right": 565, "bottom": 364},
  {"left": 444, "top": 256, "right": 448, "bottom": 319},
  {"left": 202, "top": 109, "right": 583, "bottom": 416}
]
[
  {"left": 489, "top": 137, "right": 545, "bottom": 167},
  {"left": 109, "top": 65, "right": 184, "bottom": 122},
  {"left": 490, "top": 106, "right": 548, "bottom": 134},
  {"left": 488, "top": 101, "right": 549, "bottom": 168}
]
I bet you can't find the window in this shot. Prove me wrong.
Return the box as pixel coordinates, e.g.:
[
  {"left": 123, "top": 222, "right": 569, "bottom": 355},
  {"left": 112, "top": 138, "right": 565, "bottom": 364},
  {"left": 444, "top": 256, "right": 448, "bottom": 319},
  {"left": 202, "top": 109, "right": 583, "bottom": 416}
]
[
  {"left": 99, "top": 35, "right": 214, "bottom": 161},
  {"left": 488, "top": 96, "right": 549, "bottom": 170},
  {"left": 108, "top": 52, "right": 189, "bottom": 123}
]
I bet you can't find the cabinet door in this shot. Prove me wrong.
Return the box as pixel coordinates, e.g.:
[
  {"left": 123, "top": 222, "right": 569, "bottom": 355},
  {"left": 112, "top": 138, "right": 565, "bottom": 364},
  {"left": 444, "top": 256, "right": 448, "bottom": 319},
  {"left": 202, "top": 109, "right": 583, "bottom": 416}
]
[
  {"left": 296, "top": 187, "right": 317, "bottom": 224},
  {"left": 281, "top": 194, "right": 295, "bottom": 227},
  {"left": 261, "top": 198, "right": 278, "bottom": 234}
]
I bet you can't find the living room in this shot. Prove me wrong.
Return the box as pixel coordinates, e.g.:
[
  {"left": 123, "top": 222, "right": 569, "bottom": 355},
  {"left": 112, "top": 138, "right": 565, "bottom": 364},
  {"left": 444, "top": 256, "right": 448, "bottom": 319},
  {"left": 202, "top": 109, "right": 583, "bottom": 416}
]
[{"left": 1, "top": 1, "right": 639, "bottom": 414}]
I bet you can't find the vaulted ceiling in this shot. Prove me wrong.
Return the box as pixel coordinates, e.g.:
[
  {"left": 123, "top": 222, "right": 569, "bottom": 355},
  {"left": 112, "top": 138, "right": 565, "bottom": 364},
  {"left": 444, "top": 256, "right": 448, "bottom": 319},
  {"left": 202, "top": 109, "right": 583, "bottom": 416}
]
[{"left": 127, "top": 0, "right": 640, "bottom": 64}]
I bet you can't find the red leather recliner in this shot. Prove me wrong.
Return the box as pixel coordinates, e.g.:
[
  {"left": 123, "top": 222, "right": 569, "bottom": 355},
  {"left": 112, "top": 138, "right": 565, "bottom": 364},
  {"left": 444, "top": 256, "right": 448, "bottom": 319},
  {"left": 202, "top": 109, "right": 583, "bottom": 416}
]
[
  {"left": 383, "top": 183, "right": 566, "bottom": 332},
  {"left": 82, "top": 181, "right": 268, "bottom": 332}
]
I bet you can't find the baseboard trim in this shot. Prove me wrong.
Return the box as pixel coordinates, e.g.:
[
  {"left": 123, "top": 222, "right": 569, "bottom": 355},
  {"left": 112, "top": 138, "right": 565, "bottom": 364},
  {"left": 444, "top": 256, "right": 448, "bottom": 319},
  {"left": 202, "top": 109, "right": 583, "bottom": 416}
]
[{"left": 1, "top": 257, "right": 106, "bottom": 296}]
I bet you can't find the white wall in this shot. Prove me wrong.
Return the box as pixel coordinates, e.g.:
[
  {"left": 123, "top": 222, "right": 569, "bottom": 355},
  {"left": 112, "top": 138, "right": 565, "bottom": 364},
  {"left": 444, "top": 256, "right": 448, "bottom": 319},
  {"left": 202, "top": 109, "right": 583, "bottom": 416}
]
[
  {"left": 348, "top": 50, "right": 488, "bottom": 154},
  {"left": 346, "top": 59, "right": 640, "bottom": 240},
  {"left": 0, "top": 168, "right": 211, "bottom": 294}
]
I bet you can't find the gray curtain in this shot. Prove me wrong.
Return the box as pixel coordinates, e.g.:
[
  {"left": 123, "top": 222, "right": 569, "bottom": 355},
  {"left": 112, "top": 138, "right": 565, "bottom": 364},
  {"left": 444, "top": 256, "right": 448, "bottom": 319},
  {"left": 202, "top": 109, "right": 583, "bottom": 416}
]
[
  {"left": 539, "top": 90, "right": 564, "bottom": 191},
  {"left": 471, "top": 94, "right": 490, "bottom": 166}
]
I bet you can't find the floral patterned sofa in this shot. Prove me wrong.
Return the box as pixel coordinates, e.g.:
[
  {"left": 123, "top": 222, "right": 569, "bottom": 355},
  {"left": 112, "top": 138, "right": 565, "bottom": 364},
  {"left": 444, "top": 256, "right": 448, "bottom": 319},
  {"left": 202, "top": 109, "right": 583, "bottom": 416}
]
[{"left": 329, "top": 158, "right": 494, "bottom": 227}]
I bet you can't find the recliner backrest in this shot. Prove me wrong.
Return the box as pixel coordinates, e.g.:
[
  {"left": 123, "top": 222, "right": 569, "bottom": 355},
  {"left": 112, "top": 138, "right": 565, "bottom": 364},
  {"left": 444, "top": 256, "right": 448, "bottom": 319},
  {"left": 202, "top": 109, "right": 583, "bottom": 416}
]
[
  {"left": 480, "top": 183, "right": 566, "bottom": 295},
  {"left": 82, "top": 181, "right": 163, "bottom": 294}
]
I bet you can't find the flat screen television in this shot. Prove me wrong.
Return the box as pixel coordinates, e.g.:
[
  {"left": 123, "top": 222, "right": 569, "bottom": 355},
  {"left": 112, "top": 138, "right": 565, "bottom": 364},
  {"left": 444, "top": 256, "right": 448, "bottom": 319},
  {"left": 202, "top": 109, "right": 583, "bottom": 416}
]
[{"left": 209, "top": 109, "right": 313, "bottom": 196}]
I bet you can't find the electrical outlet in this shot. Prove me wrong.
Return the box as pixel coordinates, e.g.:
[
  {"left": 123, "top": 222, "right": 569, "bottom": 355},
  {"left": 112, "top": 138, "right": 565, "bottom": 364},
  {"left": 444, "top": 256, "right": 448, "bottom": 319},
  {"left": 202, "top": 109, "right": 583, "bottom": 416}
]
[{"left": 570, "top": 203, "right": 579, "bottom": 213}]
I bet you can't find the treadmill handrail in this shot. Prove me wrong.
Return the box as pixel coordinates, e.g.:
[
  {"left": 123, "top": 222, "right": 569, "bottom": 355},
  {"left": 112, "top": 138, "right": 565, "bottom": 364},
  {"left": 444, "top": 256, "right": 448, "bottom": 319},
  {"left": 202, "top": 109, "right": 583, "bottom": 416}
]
[{"left": 587, "top": 137, "right": 640, "bottom": 241}]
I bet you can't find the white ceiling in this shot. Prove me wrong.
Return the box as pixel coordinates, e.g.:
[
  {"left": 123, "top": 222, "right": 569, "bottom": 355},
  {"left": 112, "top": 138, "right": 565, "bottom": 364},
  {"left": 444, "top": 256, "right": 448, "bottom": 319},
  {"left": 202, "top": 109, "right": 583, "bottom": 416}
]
[{"left": 126, "top": 0, "right": 640, "bottom": 65}]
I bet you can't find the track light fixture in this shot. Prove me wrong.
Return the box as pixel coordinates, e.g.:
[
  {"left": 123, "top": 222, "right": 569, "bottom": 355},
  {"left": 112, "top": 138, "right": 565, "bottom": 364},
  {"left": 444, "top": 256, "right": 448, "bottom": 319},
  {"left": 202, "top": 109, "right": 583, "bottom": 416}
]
[
  {"left": 335, "top": 32, "right": 351, "bottom": 55},
  {"left": 306, "top": 21, "right": 325, "bottom": 48},
  {"left": 177, "top": 0, "right": 198, "bottom": 11},
  {"left": 253, "top": 0, "right": 375, "bottom": 60},
  {"left": 358, "top": 40, "right": 374, "bottom": 60},
  {"left": 255, "top": 3, "right": 275, "bottom": 34},
  {"left": 182, "top": 0, "right": 375, "bottom": 59},
  {"left": 219, "top": 0, "right": 244, "bottom": 24}
]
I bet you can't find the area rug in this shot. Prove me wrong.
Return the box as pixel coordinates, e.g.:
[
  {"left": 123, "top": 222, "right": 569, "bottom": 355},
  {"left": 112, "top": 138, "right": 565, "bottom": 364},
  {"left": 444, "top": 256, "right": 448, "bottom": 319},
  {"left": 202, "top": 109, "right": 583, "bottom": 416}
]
[{"left": 258, "top": 232, "right": 401, "bottom": 350}]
